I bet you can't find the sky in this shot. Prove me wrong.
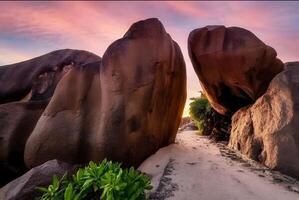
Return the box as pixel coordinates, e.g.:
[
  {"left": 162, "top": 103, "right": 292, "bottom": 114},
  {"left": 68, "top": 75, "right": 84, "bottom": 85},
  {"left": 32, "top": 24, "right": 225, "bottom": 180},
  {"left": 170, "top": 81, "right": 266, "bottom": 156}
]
[{"left": 1, "top": 1, "right": 299, "bottom": 116}]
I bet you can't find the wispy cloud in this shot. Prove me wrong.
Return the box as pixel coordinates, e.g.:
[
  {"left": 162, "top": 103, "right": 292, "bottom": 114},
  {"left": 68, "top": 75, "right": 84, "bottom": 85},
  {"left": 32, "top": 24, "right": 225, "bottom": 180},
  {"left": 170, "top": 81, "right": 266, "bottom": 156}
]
[{"left": 0, "top": 43, "right": 37, "bottom": 64}]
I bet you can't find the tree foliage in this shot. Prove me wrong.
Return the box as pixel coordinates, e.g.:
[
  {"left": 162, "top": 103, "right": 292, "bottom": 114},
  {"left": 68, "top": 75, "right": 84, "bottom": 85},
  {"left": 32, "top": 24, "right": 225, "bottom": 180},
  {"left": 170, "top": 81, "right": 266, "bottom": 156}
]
[
  {"left": 189, "top": 93, "right": 231, "bottom": 141},
  {"left": 189, "top": 96, "right": 211, "bottom": 123},
  {"left": 189, "top": 93, "right": 212, "bottom": 134}
]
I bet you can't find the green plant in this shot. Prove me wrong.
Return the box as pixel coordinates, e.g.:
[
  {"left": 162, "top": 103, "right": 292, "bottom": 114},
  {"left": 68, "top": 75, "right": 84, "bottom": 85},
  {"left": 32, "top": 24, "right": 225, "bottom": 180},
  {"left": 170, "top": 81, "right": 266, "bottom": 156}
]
[
  {"left": 189, "top": 94, "right": 212, "bottom": 133},
  {"left": 189, "top": 93, "right": 231, "bottom": 141},
  {"left": 36, "top": 159, "right": 152, "bottom": 200}
]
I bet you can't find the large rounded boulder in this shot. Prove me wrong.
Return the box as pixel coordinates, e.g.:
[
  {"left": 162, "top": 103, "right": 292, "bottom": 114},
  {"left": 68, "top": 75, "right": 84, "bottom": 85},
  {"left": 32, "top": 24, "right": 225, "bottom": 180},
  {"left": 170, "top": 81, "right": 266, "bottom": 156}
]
[
  {"left": 24, "top": 18, "right": 186, "bottom": 168},
  {"left": 188, "top": 26, "right": 284, "bottom": 115},
  {"left": 0, "top": 160, "right": 78, "bottom": 200},
  {"left": 0, "top": 49, "right": 100, "bottom": 103},
  {"left": 0, "top": 50, "right": 101, "bottom": 185},
  {"left": 0, "top": 101, "right": 48, "bottom": 186},
  {"left": 229, "top": 62, "right": 299, "bottom": 178},
  {"left": 24, "top": 61, "right": 101, "bottom": 167}
]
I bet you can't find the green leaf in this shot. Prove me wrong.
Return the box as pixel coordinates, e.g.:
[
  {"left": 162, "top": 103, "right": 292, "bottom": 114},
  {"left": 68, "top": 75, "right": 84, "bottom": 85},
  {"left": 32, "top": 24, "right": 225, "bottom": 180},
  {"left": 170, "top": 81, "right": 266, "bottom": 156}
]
[
  {"left": 64, "top": 183, "right": 73, "bottom": 200},
  {"left": 82, "top": 179, "right": 93, "bottom": 189},
  {"left": 35, "top": 159, "right": 152, "bottom": 200},
  {"left": 52, "top": 175, "right": 59, "bottom": 190},
  {"left": 36, "top": 187, "right": 49, "bottom": 193}
]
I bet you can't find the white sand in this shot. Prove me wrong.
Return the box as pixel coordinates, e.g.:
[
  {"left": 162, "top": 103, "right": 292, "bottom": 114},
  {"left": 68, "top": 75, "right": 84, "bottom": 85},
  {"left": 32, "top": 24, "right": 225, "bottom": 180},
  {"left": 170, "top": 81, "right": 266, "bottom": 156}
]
[{"left": 139, "top": 131, "right": 299, "bottom": 200}]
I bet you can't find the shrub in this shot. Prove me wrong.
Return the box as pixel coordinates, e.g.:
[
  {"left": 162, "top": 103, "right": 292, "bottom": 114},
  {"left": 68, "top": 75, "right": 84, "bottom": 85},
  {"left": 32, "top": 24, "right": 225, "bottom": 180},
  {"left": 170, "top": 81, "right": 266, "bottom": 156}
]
[
  {"left": 36, "top": 159, "right": 152, "bottom": 200},
  {"left": 189, "top": 94, "right": 212, "bottom": 134},
  {"left": 189, "top": 93, "right": 231, "bottom": 141}
]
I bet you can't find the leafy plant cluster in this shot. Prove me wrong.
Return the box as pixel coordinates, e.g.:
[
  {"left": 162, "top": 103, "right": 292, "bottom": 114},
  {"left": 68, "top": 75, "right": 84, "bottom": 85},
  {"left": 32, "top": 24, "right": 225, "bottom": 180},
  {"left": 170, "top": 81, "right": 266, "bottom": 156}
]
[{"left": 36, "top": 159, "right": 152, "bottom": 200}]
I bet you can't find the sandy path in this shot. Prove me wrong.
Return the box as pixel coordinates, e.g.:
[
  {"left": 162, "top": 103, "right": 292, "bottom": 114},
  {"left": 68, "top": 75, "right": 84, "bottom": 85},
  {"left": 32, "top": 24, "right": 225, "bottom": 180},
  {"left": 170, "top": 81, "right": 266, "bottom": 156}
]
[{"left": 139, "top": 131, "right": 299, "bottom": 200}]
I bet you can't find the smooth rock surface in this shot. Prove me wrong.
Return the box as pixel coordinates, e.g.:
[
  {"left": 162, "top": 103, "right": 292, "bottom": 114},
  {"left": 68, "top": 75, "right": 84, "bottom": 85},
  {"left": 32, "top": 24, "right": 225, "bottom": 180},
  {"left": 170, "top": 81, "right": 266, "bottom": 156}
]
[
  {"left": 188, "top": 26, "right": 284, "bottom": 115},
  {"left": 0, "top": 160, "right": 78, "bottom": 200},
  {"left": 24, "top": 18, "right": 186, "bottom": 168},
  {"left": 229, "top": 62, "right": 299, "bottom": 178}
]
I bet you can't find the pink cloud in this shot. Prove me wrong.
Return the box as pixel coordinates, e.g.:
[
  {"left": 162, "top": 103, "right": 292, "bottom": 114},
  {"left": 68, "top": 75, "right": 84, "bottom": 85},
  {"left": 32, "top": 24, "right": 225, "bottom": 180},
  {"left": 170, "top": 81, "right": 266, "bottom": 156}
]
[
  {"left": 220, "top": 2, "right": 274, "bottom": 30},
  {"left": 165, "top": 1, "right": 208, "bottom": 18},
  {"left": 0, "top": 2, "right": 145, "bottom": 55}
]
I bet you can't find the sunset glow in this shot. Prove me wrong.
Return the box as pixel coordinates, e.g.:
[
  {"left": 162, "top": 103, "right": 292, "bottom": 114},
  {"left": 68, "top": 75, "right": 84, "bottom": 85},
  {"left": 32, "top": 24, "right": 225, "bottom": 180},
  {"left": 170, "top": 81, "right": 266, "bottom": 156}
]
[{"left": 1, "top": 1, "right": 299, "bottom": 116}]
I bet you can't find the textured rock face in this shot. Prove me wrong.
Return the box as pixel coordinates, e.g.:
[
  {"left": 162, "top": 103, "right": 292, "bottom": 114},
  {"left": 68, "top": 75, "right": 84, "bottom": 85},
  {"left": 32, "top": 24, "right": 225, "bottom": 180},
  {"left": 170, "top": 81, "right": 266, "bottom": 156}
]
[
  {"left": 0, "top": 101, "right": 48, "bottom": 186},
  {"left": 229, "top": 62, "right": 299, "bottom": 178},
  {"left": 24, "top": 61, "right": 101, "bottom": 167},
  {"left": 188, "top": 26, "right": 284, "bottom": 115},
  {"left": 0, "top": 160, "right": 78, "bottom": 200},
  {"left": 0, "top": 49, "right": 101, "bottom": 103},
  {"left": 24, "top": 18, "right": 186, "bottom": 168}
]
